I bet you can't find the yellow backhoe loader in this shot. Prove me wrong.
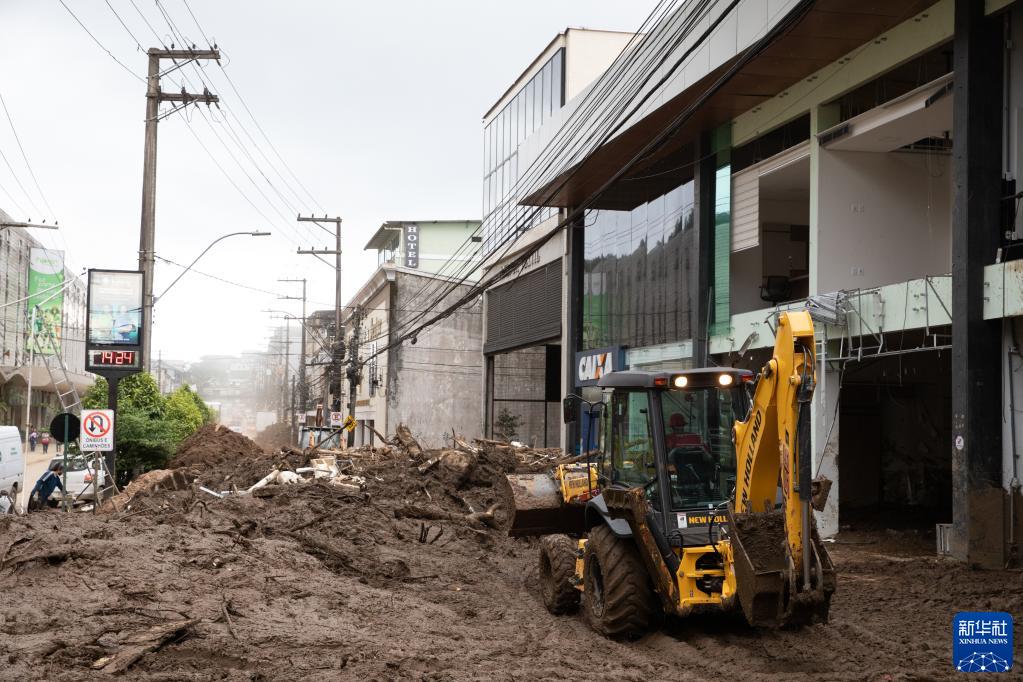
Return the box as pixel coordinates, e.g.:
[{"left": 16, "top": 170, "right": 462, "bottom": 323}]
[{"left": 507, "top": 311, "right": 835, "bottom": 637}]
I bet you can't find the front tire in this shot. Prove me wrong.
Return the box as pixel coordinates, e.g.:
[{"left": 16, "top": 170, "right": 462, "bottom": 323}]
[
  {"left": 583, "top": 524, "right": 654, "bottom": 639},
  {"left": 539, "top": 534, "right": 580, "bottom": 615}
]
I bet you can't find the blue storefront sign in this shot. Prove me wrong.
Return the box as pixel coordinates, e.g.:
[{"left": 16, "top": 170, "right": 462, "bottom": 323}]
[{"left": 575, "top": 346, "right": 626, "bottom": 387}]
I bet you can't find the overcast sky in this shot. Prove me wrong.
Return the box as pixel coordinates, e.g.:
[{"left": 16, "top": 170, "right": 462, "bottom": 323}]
[{"left": 0, "top": 0, "right": 655, "bottom": 363}]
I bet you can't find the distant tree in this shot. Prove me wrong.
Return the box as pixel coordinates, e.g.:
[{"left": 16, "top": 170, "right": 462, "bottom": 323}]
[
  {"left": 165, "top": 386, "right": 205, "bottom": 438},
  {"left": 79, "top": 373, "right": 212, "bottom": 483},
  {"left": 184, "top": 385, "right": 213, "bottom": 424}
]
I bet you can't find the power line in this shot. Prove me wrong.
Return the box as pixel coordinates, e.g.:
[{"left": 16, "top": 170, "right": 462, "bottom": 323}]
[
  {"left": 148, "top": 2, "right": 327, "bottom": 246},
  {"left": 392, "top": 0, "right": 700, "bottom": 332},
  {"left": 367, "top": 0, "right": 812, "bottom": 367},
  {"left": 394, "top": 0, "right": 689, "bottom": 320},
  {"left": 57, "top": 0, "right": 145, "bottom": 82},
  {"left": 0, "top": 90, "right": 56, "bottom": 219}
]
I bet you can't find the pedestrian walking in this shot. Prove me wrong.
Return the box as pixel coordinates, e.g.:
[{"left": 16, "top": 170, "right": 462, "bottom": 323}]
[
  {"left": 41, "top": 432, "right": 50, "bottom": 454},
  {"left": 28, "top": 462, "right": 63, "bottom": 511},
  {"left": 29, "top": 429, "right": 37, "bottom": 452}
]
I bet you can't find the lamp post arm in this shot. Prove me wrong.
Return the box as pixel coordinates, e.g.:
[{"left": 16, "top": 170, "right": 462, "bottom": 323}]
[{"left": 157, "top": 231, "right": 265, "bottom": 300}]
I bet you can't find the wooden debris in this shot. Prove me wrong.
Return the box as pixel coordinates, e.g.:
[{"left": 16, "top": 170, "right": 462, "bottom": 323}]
[
  {"left": 3, "top": 546, "right": 90, "bottom": 571},
  {"left": 393, "top": 503, "right": 501, "bottom": 530},
  {"left": 221, "top": 599, "right": 239, "bottom": 641},
  {"left": 393, "top": 424, "right": 423, "bottom": 459},
  {"left": 452, "top": 434, "right": 479, "bottom": 454},
  {"left": 417, "top": 455, "right": 441, "bottom": 474},
  {"left": 91, "top": 618, "right": 197, "bottom": 674}
]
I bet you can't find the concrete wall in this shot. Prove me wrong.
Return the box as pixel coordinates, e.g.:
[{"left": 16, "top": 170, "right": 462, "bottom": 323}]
[
  {"left": 352, "top": 282, "right": 390, "bottom": 444},
  {"left": 388, "top": 271, "right": 483, "bottom": 448},
  {"left": 564, "top": 29, "right": 636, "bottom": 100},
  {"left": 817, "top": 150, "right": 952, "bottom": 293}
]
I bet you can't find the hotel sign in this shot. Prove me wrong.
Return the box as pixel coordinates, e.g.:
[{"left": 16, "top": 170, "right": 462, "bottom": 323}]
[{"left": 403, "top": 223, "right": 419, "bottom": 269}]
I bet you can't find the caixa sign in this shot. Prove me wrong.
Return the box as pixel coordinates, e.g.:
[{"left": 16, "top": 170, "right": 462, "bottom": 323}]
[{"left": 576, "top": 346, "right": 626, "bottom": 386}]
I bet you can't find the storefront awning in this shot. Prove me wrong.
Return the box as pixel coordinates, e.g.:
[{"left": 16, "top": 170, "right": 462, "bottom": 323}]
[
  {"left": 522, "top": 0, "right": 940, "bottom": 212},
  {"left": 0, "top": 364, "right": 95, "bottom": 395}
]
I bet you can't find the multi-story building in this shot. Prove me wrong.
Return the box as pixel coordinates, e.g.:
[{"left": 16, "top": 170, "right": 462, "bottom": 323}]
[
  {"left": 488, "top": 0, "right": 1023, "bottom": 567},
  {"left": 340, "top": 220, "right": 483, "bottom": 448},
  {"left": 480, "top": 28, "right": 638, "bottom": 448},
  {"left": 0, "top": 207, "right": 91, "bottom": 433}
]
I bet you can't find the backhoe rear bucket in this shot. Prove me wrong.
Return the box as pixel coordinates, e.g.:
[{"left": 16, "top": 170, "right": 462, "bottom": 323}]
[
  {"left": 727, "top": 507, "right": 835, "bottom": 627},
  {"left": 506, "top": 473, "right": 585, "bottom": 537}
]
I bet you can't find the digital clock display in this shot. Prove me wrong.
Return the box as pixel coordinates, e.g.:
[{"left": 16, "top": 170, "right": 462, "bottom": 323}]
[{"left": 88, "top": 349, "right": 140, "bottom": 370}]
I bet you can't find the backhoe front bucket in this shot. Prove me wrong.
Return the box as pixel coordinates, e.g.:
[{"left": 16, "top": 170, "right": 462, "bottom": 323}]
[
  {"left": 506, "top": 473, "right": 585, "bottom": 537},
  {"left": 727, "top": 507, "right": 835, "bottom": 627}
]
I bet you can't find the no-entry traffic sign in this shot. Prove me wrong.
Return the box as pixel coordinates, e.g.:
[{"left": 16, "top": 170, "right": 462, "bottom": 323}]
[{"left": 82, "top": 409, "right": 115, "bottom": 451}]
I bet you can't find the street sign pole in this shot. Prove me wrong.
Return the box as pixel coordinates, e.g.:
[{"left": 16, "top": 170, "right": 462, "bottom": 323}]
[
  {"left": 62, "top": 412, "right": 68, "bottom": 512},
  {"left": 105, "top": 377, "right": 120, "bottom": 483}
]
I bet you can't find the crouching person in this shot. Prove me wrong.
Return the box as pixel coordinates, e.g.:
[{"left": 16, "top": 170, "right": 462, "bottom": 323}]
[{"left": 29, "top": 462, "right": 64, "bottom": 511}]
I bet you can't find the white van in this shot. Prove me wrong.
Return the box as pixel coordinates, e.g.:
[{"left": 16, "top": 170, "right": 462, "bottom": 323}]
[{"left": 0, "top": 426, "right": 24, "bottom": 512}]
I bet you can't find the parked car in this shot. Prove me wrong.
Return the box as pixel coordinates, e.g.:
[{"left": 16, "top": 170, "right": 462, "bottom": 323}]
[
  {"left": 47, "top": 454, "right": 107, "bottom": 503},
  {"left": 0, "top": 426, "right": 24, "bottom": 512}
]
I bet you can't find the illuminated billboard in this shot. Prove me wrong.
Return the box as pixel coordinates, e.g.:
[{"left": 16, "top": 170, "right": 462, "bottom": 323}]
[{"left": 87, "top": 270, "right": 143, "bottom": 347}]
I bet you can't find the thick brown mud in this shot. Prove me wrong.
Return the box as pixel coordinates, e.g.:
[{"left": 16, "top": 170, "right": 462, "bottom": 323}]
[{"left": 1, "top": 432, "right": 1020, "bottom": 680}]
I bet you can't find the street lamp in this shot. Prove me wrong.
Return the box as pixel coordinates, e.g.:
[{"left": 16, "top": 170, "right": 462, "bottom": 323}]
[
  {"left": 156, "top": 231, "right": 270, "bottom": 301},
  {"left": 0, "top": 220, "right": 59, "bottom": 232}
]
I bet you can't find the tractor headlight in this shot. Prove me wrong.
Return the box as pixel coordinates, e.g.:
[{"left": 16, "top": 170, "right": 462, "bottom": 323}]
[
  {"left": 673, "top": 375, "right": 688, "bottom": 388},
  {"left": 718, "top": 374, "right": 734, "bottom": 386}
]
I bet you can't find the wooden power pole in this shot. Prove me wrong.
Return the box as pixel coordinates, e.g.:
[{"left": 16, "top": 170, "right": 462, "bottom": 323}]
[
  {"left": 345, "top": 305, "right": 363, "bottom": 448},
  {"left": 139, "top": 47, "right": 220, "bottom": 372}
]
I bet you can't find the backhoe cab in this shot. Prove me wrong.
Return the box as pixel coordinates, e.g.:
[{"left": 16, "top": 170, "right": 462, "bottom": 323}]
[{"left": 510, "top": 311, "right": 835, "bottom": 637}]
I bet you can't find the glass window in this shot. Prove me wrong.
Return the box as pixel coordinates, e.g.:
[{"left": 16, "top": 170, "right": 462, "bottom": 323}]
[
  {"left": 499, "top": 107, "right": 508, "bottom": 162},
  {"left": 540, "top": 63, "right": 549, "bottom": 125},
  {"left": 582, "top": 174, "right": 698, "bottom": 351},
  {"left": 552, "top": 49, "right": 564, "bottom": 107},
  {"left": 531, "top": 76, "right": 540, "bottom": 131},
  {"left": 661, "top": 386, "right": 742, "bottom": 509},
  {"left": 545, "top": 59, "right": 555, "bottom": 117},
  {"left": 712, "top": 164, "right": 732, "bottom": 335},
  {"left": 507, "top": 98, "right": 515, "bottom": 153},
  {"left": 490, "top": 120, "right": 497, "bottom": 172},
  {"left": 483, "top": 174, "right": 491, "bottom": 217},
  {"left": 508, "top": 152, "right": 516, "bottom": 198},
  {"left": 611, "top": 390, "right": 655, "bottom": 488},
  {"left": 518, "top": 90, "right": 526, "bottom": 144},
  {"left": 483, "top": 124, "right": 491, "bottom": 175},
  {"left": 525, "top": 77, "right": 535, "bottom": 136}
]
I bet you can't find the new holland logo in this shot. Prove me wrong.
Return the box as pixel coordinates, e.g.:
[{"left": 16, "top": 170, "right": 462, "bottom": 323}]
[{"left": 578, "top": 352, "right": 614, "bottom": 383}]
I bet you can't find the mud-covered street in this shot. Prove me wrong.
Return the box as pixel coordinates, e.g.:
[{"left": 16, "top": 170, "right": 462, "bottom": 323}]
[{"left": 1, "top": 427, "right": 1019, "bottom": 681}]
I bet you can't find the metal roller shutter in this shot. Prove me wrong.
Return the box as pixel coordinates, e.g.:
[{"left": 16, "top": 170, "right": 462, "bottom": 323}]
[{"left": 484, "top": 260, "right": 562, "bottom": 353}]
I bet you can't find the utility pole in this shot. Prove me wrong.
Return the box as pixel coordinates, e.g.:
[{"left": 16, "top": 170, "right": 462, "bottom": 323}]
[
  {"left": 278, "top": 278, "right": 307, "bottom": 413},
  {"left": 345, "top": 306, "right": 363, "bottom": 448},
  {"left": 290, "top": 375, "right": 297, "bottom": 446},
  {"left": 296, "top": 215, "right": 344, "bottom": 412},
  {"left": 139, "top": 47, "right": 220, "bottom": 372},
  {"left": 282, "top": 318, "right": 291, "bottom": 426}
]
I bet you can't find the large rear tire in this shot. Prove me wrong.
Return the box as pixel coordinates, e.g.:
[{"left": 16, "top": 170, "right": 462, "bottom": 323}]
[
  {"left": 539, "top": 534, "right": 580, "bottom": 615},
  {"left": 583, "top": 524, "right": 654, "bottom": 639}
]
